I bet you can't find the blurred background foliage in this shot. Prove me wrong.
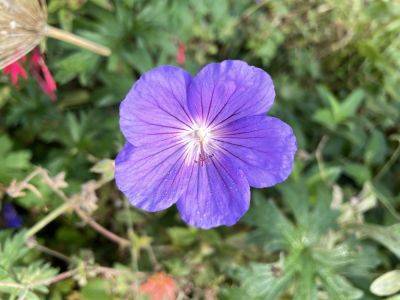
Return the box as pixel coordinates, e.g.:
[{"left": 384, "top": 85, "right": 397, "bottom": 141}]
[{"left": 0, "top": 0, "right": 399, "bottom": 299}]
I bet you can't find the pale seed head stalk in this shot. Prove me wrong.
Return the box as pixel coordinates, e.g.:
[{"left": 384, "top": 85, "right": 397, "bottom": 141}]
[{"left": 0, "top": 0, "right": 110, "bottom": 69}]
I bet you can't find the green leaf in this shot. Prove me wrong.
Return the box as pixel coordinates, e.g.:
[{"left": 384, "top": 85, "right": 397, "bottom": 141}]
[
  {"left": 336, "top": 89, "right": 364, "bottom": 123},
  {"left": 364, "top": 129, "right": 388, "bottom": 165},
  {"left": 343, "top": 163, "right": 371, "bottom": 185},
  {"left": 359, "top": 223, "right": 400, "bottom": 258},
  {"left": 0, "top": 135, "right": 31, "bottom": 184},
  {"left": 370, "top": 270, "right": 400, "bottom": 296},
  {"left": 244, "top": 191, "right": 294, "bottom": 251},
  {"left": 319, "top": 270, "right": 363, "bottom": 300},
  {"left": 279, "top": 180, "right": 310, "bottom": 226},
  {"left": 14, "top": 262, "right": 58, "bottom": 294},
  {"left": 294, "top": 255, "right": 317, "bottom": 300},
  {"left": 125, "top": 40, "right": 154, "bottom": 73},
  {"left": 220, "top": 287, "right": 262, "bottom": 300},
  {"left": 241, "top": 262, "right": 295, "bottom": 299},
  {"left": 3, "top": 152, "right": 31, "bottom": 170},
  {"left": 167, "top": 227, "right": 198, "bottom": 247},
  {"left": 370, "top": 184, "right": 400, "bottom": 221},
  {"left": 66, "top": 113, "right": 82, "bottom": 143},
  {"left": 90, "top": 159, "right": 115, "bottom": 182},
  {"left": 55, "top": 51, "right": 100, "bottom": 85},
  {"left": 316, "top": 85, "right": 340, "bottom": 118},
  {"left": 0, "top": 135, "right": 12, "bottom": 155},
  {"left": 312, "top": 109, "right": 336, "bottom": 130},
  {"left": 309, "top": 187, "right": 339, "bottom": 236},
  {"left": 80, "top": 279, "right": 113, "bottom": 300},
  {"left": 88, "top": 0, "right": 113, "bottom": 10},
  {"left": 0, "top": 231, "right": 29, "bottom": 271},
  {"left": 306, "top": 166, "right": 342, "bottom": 187}
]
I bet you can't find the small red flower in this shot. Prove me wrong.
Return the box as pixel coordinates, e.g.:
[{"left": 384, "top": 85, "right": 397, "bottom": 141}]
[
  {"left": 30, "top": 49, "right": 57, "bottom": 101},
  {"left": 2, "top": 48, "right": 57, "bottom": 101},
  {"left": 3, "top": 57, "right": 28, "bottom": 86},
  {"left": 176, "top": 41, "right": 186, "bottom": 65},
  {"left": 139, "top": 272, "right": 177, "bottom": 300}
]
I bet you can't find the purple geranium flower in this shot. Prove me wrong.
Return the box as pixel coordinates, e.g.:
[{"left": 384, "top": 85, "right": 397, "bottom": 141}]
[
  {"left": 116, "top": 60, "right": 297, "bottom": 229},
  {"left": 2, "top": 203, "right": 22, "bottom": 229}
]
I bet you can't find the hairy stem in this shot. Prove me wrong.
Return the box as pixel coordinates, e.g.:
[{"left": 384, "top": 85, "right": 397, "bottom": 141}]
[
  {"left": 74, "top": 207, "right": 130, "bottom": 248},
  {"left": 44, "top": 25, "right": 111, "bottom": 56},
  {"left": 25, "top": 201, "right": 73, "bottom": 239},
  {"left": 47, "top": 181, "right": 130, "bottom": 248}
]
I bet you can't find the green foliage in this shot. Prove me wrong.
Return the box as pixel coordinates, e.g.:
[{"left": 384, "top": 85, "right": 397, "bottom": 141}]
[
  {"left": 359, "top": 224, "right": 400, "bottom": 259},
  {"left": 0, "top": 231, "right": 58, "bottom": 299},
  {"left": 239, "top": 185, "right": 373, "bottom": 299},
  {"left": 0, "top": 135, "right": 31, "bottom": 184},
  {"left": 0, "top": 0, "right": 399, "bottom": 298}
]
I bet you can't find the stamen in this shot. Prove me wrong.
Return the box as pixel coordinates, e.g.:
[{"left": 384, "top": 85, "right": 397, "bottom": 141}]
[{"left": 183, "top": 124, "right": 215, "bottom": 166}]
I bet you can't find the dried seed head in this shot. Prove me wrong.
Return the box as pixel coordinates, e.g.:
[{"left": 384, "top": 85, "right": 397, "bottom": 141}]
[{"left": 0, "top": 0, "right": 47, "bottom": 69}]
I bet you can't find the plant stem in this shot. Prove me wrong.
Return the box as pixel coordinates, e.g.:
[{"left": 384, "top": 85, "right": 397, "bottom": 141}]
[
  {"left": 74, "top": 207, "right": 130, "bottom": 248},
  {"left": 124, "top": 198, "right": 139, "bottom": 294},
  {"left": 30, "top": 241, "right": 71, "bottom": 263},
  {"left": 47, "top": 182, "right": 130, "bottom": 248},
  {"left": 374, "top": 138, "right": 400, "bottom": 180},
  {"left": 44, "top": 25, "right": 111, "bottom": 57},
  {"left": 32, "top": 269, "right": 77, "bottom": 287},
  {"left": 25, "top": 202, "right": 73, "bottom": 239},
  {"left": 0, "top": 269, "right": 77, "bottom": 290}
]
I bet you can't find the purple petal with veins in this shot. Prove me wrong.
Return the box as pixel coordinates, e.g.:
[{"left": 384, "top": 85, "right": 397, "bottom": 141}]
[{"left": 116, "top": 60, "right": 297, "bottom": 229}]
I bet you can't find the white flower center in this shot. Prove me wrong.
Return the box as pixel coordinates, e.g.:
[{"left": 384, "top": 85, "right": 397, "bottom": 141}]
[{"left": 182, "top": 124, "right": 215, "bottom": 166}]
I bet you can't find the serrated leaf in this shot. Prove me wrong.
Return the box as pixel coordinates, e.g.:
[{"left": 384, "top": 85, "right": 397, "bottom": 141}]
[
  {"left": 241, "top": 262, "right": 295, "bottom": 299},
  {"left": 15, "top": 261, "right": 58, "bottom": 293},
  {"left": 55, "top": 51, "right": 100, "bottom": 84},
  {"left": 0, "top": 231, "right": 29, "bottom": 271},
  {"left": 244, "top": 192, "right": 294, "bottom": 250},
  {"left": 125, "top": 41, "right": 154, "bottom": 73},
  {"left": 0, "top": 135, "right": 31, "bottom": 184},
  {"left": 319, "top": 270, "right": 363, "bottom": 300}
]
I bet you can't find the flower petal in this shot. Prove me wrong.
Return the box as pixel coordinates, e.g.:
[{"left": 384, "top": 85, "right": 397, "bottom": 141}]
[
  {"left": 120, "top": 66, "right": 193, "bottom": 146},
  {"left": 176, "top": 154, "right": 250, "bottom": 229},
  {"left": 214, "top": 115, "right": 297, "bottom": 188},
  {"left": 187, "top": 60, "right": 275, "bottom": 127},
  {"left": 115, "top": 141, "right": 192, "bottom": 212}
]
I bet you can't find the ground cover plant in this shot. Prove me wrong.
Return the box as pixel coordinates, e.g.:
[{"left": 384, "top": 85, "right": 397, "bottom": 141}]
[{"left": 0, "top": 0, "right": 399, "bottom": 299}]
